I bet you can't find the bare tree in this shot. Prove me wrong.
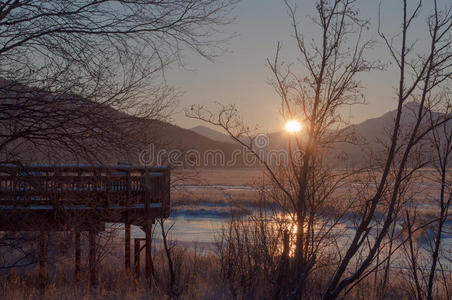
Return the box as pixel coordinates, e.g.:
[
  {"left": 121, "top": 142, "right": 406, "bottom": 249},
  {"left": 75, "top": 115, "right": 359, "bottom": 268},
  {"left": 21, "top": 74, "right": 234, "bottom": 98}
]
[
  {"left": 0, "top": 0, "right": 238, "bottom": 163},
  {"left": 426, "top": 100, "right": 452, "bottom": 300},
  {"left": 324, "top": 1, "right": 451, "bottom": 298},
  {"left": 188, "top": 0, "right": 452, "bottom": 299},
  {"left": 188, "top": 0, "right": 377, "bottom": 297},
  {"left": 401, "top": 99, "right": 452, "bottom": 300},
  {"left": 0, "top": 0, "right": 238, "bottom": 283}
]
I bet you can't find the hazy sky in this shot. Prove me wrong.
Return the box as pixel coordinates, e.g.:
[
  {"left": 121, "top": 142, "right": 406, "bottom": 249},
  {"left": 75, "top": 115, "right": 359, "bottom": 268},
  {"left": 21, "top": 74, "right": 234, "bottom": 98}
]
[{"left": 166, "top": 0, "right": 441, "bottom": 132}]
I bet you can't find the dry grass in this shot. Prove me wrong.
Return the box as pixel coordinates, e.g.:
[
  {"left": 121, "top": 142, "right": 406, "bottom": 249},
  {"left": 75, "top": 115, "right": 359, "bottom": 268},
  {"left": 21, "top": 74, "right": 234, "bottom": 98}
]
[
  {"left": 0, "top": 246, "right": 228, "bottom": 300},
  {"left": 1, "top": 168, "right": 450, "bottom": 299},
  {"left": 172, "top": 188, "right": 260, "bottom": 206},
  {"left": 171, "top": 168, "right": 447, "bottom": 219},
  {"left": 171, "top": 168, "right": 264, "bottom": 213},
  {"left": 172, "top": 168, "right": 264, "bottom": 186},
  {"left": 1, "top": 233, "right": 451, "bottom": 300}
]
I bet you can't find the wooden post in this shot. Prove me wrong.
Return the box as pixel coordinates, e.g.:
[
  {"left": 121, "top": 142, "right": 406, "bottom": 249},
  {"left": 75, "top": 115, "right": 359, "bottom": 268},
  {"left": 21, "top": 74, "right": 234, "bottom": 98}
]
[
  {"left": 74, "top": 229, "right": 81, "bottom": 283},
  {"left": 163, "top": 168, "right": 171, "bottom": 217},
  {"left": 125, "top": 223, "right": 131, "bottom": 274},
  {"left": 276, "top": 229, "right": 290, "bottom": 299},
  {"left": 282, "top": 229, "right": 289, "bottom": 259},
  {"left": 143, "top": 169, "right": 153, "bottom": 286},
  {"left": 39, "top": 231, "right": 47, "bottom": 293},
  {"left": 144, "top": 223, "right": 153, "bottom": 285},
  {"left": 89, "top": 229, "right": 97, "bottom": 289},
  {"left": 134, "top": 239, "right": 140, "bottom": 280}
]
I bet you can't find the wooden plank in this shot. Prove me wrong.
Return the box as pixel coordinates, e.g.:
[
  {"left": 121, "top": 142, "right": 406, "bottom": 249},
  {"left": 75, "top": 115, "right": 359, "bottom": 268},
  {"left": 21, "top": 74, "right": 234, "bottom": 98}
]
[
  {"left": 0, "top": 164, "right": 168, "bottom": 174},
  {"left": 39, "top": 231, "right": 47, "bottom": 292},
  {"left": 134, "top": 239, "right": 140, "bottom": 280},
  {"left": 0, "top": 164, "right": 171, "bottom": 222},
  {"left": 144, "top": 223, "right": 153, "bottom": 285},
  {"left": 74, "top": 229, "right": 81, "bottom": 283},
  {"left": 125, "top": 223, "right": 131, "bottom": 274},
  {"left": 89, "top": 229, "right": 97, "bottom": 289}
]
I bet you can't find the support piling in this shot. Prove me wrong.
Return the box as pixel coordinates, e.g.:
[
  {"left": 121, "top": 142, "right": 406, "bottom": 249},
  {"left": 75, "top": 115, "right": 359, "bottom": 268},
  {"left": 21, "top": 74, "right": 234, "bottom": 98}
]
[
  {"left": 74, "top": 229, "right": 81, "bottom": 283},
  {"left": 125, "top": 223, "right": 131, "bottom": 274},
  {"left": 39, "top": 231, "right": 47, "bottom": 293},
  {"left": 134, "top": 239, "right": 141, "bottom": 280},
  {"left": 89, "top": 229, "right": 97, "bottom": 289}
]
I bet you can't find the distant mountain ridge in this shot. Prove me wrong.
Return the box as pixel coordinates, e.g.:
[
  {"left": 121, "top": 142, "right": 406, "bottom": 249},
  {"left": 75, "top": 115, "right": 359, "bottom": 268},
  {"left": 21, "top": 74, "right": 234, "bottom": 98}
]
[
  {"left": 0, "top": 79, "right": 243, "bottom": 166},
  {"left": 1, "top": 79, "right": 447, "bottom": 168},
  {"left": 189, "top": 102, "right": 450, "bottom": 167},
  {"left": 190, "top": 103, "right": 446, "bottom": 144},
  {"left": 190, "top": 125, "right": 234, "bottom": 144}
]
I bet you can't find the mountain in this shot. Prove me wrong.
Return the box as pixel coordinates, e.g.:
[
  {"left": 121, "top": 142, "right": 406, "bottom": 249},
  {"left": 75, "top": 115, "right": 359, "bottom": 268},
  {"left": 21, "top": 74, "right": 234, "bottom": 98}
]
[
  {"left": 326, "top": 102, "right": 450, "bottom": 167},
  {"left": 190, "top": 125, "right": 235, "bottom": 144},
  {"left": 1, "top": 78, "right": 447, "bottom": 168},
  {"left": 0, "top": 79, "right": 243, "bottom": 167},
  {"left": 189, "top": 102, "right": 450, "bottom": 168},
  {"left": 190, "top": 125, "right": 285, "bottom": 147},
  {"left": 146, "top": 121, "right": 244, "bottom": 167}
]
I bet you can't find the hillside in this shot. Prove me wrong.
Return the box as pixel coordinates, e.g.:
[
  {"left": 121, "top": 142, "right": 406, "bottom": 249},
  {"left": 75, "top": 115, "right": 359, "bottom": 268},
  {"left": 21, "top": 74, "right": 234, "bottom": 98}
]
[
  {"left": 1, "top": 79, "right": 447, "bottom": 168},
  {"left": 189, "top": 103, "right": 450, "bottom": 167},
  {"left": 0, "top": 79, "right": 242, "bottom": 167},
  {"left": 190, "top": 125, "right": 234, "bottom": 144}
]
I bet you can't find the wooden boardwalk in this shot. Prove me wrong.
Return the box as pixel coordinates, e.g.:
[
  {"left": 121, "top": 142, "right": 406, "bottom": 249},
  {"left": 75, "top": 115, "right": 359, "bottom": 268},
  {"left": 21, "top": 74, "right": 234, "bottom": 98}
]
[
  {"left": 0, "top": 163, "right": 171, "bottom": 287},
  {"left": 0, "top": 164, "right": 170, "bottom": 228}
]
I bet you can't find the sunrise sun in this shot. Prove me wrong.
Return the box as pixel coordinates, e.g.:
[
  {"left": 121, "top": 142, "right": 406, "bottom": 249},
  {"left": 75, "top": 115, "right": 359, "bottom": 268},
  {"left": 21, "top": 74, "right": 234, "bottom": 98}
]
[{"left": 285, "top": 119, "right": 302, "bottom": 133}]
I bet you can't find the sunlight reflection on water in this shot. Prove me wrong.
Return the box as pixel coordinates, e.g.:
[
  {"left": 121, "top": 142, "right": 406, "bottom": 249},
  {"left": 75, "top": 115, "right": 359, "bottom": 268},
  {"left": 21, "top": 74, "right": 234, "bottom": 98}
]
[
  {"left": 113, "top": 212, "right": 452, "bottom": 271},
  {"left": 131, "top": 216, "right": 226, "bottom": 244}
]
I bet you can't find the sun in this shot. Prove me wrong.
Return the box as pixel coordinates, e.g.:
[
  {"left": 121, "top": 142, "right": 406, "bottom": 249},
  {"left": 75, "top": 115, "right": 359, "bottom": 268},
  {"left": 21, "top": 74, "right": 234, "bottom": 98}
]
[{"left": 285, "top": 119, "right": 302, "bottom": 133}]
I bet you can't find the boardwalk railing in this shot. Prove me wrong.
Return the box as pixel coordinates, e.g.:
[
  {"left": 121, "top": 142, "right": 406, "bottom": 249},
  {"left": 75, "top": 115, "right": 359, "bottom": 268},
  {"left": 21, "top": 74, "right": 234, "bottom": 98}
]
[{"left": 0, "top": 164, "right": 170, "bottom": 218}]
